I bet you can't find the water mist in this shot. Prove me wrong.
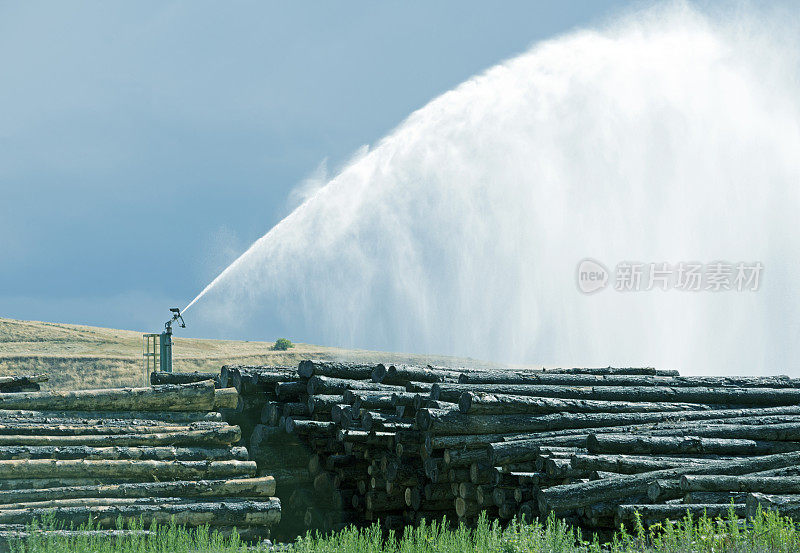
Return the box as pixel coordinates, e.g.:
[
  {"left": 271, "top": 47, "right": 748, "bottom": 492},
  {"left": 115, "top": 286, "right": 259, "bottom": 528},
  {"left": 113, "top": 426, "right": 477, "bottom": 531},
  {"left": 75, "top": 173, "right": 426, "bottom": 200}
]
[{"left": 185, "top": 3, "right": 800, "bottom": 375}]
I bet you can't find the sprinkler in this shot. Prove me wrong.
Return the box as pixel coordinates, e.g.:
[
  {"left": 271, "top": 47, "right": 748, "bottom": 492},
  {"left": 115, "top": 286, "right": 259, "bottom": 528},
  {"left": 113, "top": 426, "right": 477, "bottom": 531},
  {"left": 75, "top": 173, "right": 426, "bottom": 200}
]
[
  {"left": 142, "top": 308, "right": 186, "bottom": 381},
  {"left": 160, "top": 307, "right": 185, "bottom": 373}
]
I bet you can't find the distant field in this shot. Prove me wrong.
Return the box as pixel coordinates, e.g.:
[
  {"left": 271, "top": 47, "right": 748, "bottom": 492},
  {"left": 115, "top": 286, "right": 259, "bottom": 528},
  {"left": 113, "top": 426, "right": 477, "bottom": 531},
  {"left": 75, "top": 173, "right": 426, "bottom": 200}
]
[{"left": 0, "top": 317, "right": 499, "bottom": 390}]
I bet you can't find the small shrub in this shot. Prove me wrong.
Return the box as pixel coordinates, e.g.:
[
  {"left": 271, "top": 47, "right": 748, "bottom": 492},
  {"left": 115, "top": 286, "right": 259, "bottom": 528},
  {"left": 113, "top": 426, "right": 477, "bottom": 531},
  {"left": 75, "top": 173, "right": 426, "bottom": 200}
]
[{"left": 272, "top": 338, "right": 295, "bottom": 351}]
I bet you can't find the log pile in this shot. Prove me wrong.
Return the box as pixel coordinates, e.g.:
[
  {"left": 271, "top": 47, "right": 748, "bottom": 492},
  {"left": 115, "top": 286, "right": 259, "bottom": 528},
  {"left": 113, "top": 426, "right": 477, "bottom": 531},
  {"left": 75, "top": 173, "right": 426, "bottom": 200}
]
[
  {"left": 0, "top": 378, "right": 280, "bottom": 542},
  {"left": 227, "top": 360, "right": 800, "bottom": 537},
  {"left": 0, "top": 375, "right": 48, "bottom": 394}
]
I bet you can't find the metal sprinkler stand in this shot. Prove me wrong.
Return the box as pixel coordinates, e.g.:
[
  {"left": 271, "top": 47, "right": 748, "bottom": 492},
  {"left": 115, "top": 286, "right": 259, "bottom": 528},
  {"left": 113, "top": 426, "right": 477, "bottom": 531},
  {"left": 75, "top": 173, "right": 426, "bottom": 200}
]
[{"left": 142, "top": 307, "right": 185, "bottom": 384}]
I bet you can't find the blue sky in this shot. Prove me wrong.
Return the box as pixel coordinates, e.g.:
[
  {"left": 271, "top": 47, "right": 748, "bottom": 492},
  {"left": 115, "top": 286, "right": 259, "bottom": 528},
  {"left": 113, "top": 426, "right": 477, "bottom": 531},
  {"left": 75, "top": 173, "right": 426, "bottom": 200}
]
[{"left": 0, "top": 1, "right": 635, "bottom": 336}]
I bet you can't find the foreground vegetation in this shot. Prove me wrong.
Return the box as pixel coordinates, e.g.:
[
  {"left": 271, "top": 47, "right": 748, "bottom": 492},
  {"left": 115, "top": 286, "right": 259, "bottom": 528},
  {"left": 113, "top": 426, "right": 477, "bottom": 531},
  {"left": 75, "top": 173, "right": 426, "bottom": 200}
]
[{"left": 9, "top": 508, "right": 800, "bottom": 553}]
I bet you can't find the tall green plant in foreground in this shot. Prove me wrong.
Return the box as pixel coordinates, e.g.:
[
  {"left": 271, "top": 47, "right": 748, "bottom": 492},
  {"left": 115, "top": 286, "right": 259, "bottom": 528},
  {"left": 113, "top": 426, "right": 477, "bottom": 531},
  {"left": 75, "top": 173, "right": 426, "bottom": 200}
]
[{"left": 10, "top": 507, "right": 800, "bottom": 553}]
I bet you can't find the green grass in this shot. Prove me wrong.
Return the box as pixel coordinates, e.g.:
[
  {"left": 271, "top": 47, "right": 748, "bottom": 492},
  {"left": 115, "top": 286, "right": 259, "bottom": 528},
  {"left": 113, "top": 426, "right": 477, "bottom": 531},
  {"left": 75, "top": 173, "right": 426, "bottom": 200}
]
[{"left": 9, "top": 507, "right": 800, "bottom": 553}]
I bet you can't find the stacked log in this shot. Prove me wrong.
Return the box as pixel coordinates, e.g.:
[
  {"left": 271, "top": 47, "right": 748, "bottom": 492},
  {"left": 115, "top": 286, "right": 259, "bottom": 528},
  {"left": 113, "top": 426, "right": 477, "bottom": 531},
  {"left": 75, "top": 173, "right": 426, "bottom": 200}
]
[
  {"left": 0, "top": 378, "right": 280, "bottom": 542},
  {"left": 0, "top": 375, "right": 48, "bottom": 394},
  {"left": 440, "top": 371, "right": 800, "bottom": 531},
  {"left": 223, "top": 361, "right": 800, "bottom": 538}
]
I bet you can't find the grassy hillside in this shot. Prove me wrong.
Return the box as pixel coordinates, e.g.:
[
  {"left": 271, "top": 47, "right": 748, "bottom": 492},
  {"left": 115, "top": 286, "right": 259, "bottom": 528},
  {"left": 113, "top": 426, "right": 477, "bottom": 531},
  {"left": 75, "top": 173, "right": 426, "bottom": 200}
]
[{"left": 0, "top": 317, "right": 498, "bottom": 390}]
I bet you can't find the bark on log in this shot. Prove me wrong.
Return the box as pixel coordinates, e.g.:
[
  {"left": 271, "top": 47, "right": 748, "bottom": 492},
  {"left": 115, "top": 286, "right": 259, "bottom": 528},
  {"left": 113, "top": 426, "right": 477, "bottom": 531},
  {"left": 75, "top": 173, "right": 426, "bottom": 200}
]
[
  {"left": 0, "top": 477, "right": 159, "bottom": 490},
  {"left": 0, "top": 445, "right": 248, "bottom": 461},
  {"left": 390, "top": 392, "right": 420, "bottom": 408},
  {"left": 258, "top": 467, "right": 310, "bottom": 489},
  {"left": 0, "top": 458, "right": 256, "bottom": 480},
  {"left": 481, "top": 409, "right": 800, "bottom": 443},
  {"left": 0, "top": 410, "right": 222, "bottom": 423},
  {"left": 0, "top": 476, "right": 276, "bottom": 504},
  {"left": 647, "top": 479, "right": 684, "bottom": 502},
  {"left": 587, "top": 434, "right": 800, "bottom": 456},
  {"left": 275, "top": 381, "right": 306, "bottom": 401},
  {"left": 348, "top": 393, "right": 396, "bottom": 412},
  {"left": 0, "top": 495, "right": 269, "bottom": 511},
  {"left": 307, "top": 376, "right": 402, "bottom": 396},
  {"left": 285, "top": 419, "right": 336, "bottom": 436},
  {"left": 455, "top": 497, "right": 479, "bottom": 518},
  {"left": 457, "top": 372, "right": 800, "bottom": 389},
  {"left": 222, "top": 366, "right": 296, "bottom": 393},
  {"left": 680, "top": 475, "right": 800, "bottom": 495},
  {"left": 298, "top": 361, "right": 377, "bottom": 380},
  {"left": 372, "top": 365, "right": 451, "bottom": 385},
  {"left": 150, "top": 372, "right": 220, "bottom": 387},
  {"left": 573, "top": 454, "right": 716, "bottom": 476},
  {"left": 459, "top": 392, "right": 711, "bottom": 415},
  {"left": 645, "top": 422, "right": 800, "bottom": 442},
  {"left": 213, "top": 388, "right": 239, "bottom": 410},
  {"left": 538, "top": 451, "right": 800, "bottom": 514},
  {"left": 0, "top": 376, "right": 48, "bottom": 386},
  {"left": 0, "top": 498, "right": 281, "bottom": 527},
  {"left": 0, "top": 421, "right": 215, "bottom": 435},
  {"left": 683, "top": 491, "right": 747, "bottom": 504},
  {"left": 746, "top": 493, "right": 800, "bottom": 518},
  {"left": 488, "top": 441, "right": 542, "bottom": 466},
  {"left": 260, "top": 402, "right": 280, "bottom": 426},
  {"left": 0, "top": 426, "right": 240, "bottom": 447},
  {"left": 443, "top": 448, "right": 489, "bottom": 468},
  {"left": 0, "top": 381, "right": 217, "bottom": 412},
  {"left": 542, "top": 367, "right": 679, "bottom": 376},
  {"left": 417, "top": 408, "right": 721, "bottom": 436},
  {"left": 426, "top": 433, "right": 532, "bottom": 455},
  {"left": 432, "top": 383, "right": 800, "bottom": 406},
  {"left": 308, "top": 395, "right": 344, "bottom": 415}
]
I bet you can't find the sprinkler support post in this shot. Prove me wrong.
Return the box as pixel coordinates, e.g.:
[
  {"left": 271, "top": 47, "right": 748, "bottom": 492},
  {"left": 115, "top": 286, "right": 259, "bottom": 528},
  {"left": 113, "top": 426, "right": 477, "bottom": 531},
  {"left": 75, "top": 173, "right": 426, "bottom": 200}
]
[{"left": 160, "top": 307, "right": 186, "bottom": 373}]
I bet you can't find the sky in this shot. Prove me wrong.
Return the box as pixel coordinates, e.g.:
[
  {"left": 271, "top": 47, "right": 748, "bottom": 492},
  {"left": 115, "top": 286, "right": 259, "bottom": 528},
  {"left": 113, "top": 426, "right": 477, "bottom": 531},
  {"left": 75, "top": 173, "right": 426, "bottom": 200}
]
[{"left": 1, "top": 1, "right": 643, "bottom": 336}]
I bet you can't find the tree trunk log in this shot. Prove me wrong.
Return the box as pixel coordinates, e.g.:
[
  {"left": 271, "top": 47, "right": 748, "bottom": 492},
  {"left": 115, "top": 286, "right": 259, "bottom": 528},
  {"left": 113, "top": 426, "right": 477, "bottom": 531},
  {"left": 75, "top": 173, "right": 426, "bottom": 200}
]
[
  {"left": 275, "top": 381, "right": 306, "bottom": 401},
  {"left": 459, "top": 392, "right": 712, "bottom": 415},
  {"left": 150, "top": 372, "right": 220, "bottom": 387},
  {"left": 538, "top": 451, "right": 800, "bottom": 515},
  {"left": 746, "top": 493, "right": 800, "bottom": 518},
  {"left": 0, "top": 445, "right": 248, "bottom": 461},
  {"left": 545, "top": 367, "right": 681, "bottom": 376},
  {"left": 298, "top": 361, "right": 377, "bottom": 380},
  {"left": 0, "top": 426, "right": 240, "bottom": 447},
  {"left": 457, "top": 372, "right": 800, "bottom": 389},
  {"left": 433, "top": 383, "right": 800, "bottom": 406},
  {"left": 0, "top": 382, "right": 217, "bottom": 412},
  {"left": 0, "top": 410, "right": 222, "bottom": 423},
  {"left": 0, "top": 498, "right": 281, "bottom": 527},
  {"left": 0, "top": 476, "right": 275, "bottom": 505},
  {"left": 417, "top": 408, "right": 728, "bottom": 436},
  {"left": 372, "top": 365, "right": 452, "bottom": 385},
  {"left": 681, "top": 475, "right": 800, "bottom": 495},
  {"left": 443, "top": 449, "right": 489, "bottom": 468},
  {"left": 0, "top": 458, "right": 256, "bottom": 480},
  {"left": 587, "top": 434, "right": 800, "bottom": 456},
  {"left": 213, "top": 388, "right": 239, "bottom": 410},
  {"left": 573, "top": 454, "right": 717, "bottom": 476},
  {"left": 307, "top": 376, "right": 402, "bottom": 396}
]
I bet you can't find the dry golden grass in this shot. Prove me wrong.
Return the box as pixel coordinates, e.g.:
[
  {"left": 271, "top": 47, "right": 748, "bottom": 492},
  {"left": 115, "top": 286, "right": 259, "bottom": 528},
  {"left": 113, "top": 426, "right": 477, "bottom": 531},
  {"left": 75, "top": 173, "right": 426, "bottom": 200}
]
[{"left": 0, "top": 317, "right": 497, "bottom": 390}]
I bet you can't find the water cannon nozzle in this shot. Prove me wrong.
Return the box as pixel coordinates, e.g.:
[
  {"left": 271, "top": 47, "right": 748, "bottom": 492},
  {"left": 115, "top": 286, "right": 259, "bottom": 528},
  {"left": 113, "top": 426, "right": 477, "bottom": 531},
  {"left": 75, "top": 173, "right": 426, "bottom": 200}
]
[{"left": 165, "top": 307, "right": 186, "bottom": 331}]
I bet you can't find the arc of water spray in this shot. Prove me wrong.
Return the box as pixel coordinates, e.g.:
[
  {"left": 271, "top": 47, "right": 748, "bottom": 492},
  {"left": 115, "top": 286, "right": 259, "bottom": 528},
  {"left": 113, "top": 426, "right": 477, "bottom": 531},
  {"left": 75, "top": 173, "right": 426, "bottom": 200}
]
[{"left": 182, "top": 3, "right": 800, "bottom": 375}]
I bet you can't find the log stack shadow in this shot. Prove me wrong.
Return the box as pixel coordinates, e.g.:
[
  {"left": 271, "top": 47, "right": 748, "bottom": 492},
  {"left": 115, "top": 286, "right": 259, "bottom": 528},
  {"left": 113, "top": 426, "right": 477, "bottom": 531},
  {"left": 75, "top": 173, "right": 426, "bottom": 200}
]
[
  {"left": 0, "top": 378, "right": 280, "bottom": 544},
  {"left": 221, "top": 361, "right": 800, "bottom": 538}
]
